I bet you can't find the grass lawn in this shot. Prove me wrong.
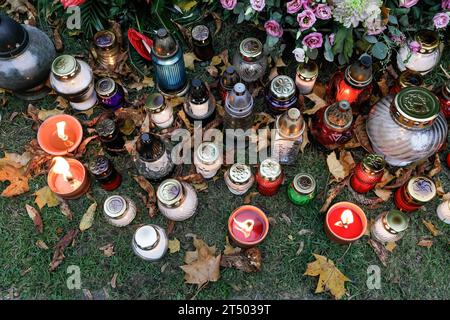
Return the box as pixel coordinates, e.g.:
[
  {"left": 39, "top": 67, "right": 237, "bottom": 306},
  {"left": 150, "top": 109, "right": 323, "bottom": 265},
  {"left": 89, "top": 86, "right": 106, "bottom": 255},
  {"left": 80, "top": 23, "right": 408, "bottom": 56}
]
[{"left": 0, "top": 19, "right": 449, "bottom": 300}]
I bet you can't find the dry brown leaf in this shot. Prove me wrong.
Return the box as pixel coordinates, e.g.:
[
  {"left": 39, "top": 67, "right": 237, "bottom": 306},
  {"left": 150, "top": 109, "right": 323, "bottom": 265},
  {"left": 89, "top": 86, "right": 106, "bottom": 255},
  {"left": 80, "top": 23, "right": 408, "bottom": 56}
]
[
  {"left": 223, "top": 236, "right": 241, "bottom": 255},
  {"left": 49, "top": 229, "right": 78, "bottom": 271},
  {"left": 385, "top": 242, "right": 397, "bottom": 252},
  {"left": 220, "top": 247, "right": 262, "bottom": 273},
  {"left": 368, "top": 239, "right": 388, "bottom": 267},
  {"left": 375, "top": 169, "right": 395, "bottom": 189},
  {"left": 183, "top": 52, "right": 200, "bottom": 71},
  {"left": 353, "top": 115, "right": 373, "bottom": 153},
  {"left": 25, "top": 204, "right": 43, "bottom": 234},
  {"left": 296, "top": 241, "right": 305, "bottom": 256},
  {"left": 0, "top": 152, "right": 31, "bottom": 197},
  {"left": 327, "top": 151, "right": 352, "bottom": 181},
  {"left": 168, "top": 238, "right": 181, "bottom": 254},
  {"left": 37, "top": 108, "right": 65, "bottom": 121},
  {"left": 243, "top": 191, "right": 259, "bottom": 204},
  {"left": 167, "top": 219, "right": 176, "bottom": 236},
  {"left": 110, "top": 273, "right": 118, "bottom": 289},
  {"left": 79, "top": 202, "right": 97, "bottom": 232},
  {"left": 427, "top": 154, "right": 441, "bottom": 178},
  {"left": 384, "top": 167, "right": 414, "bottom": 190},
  {"left": 374, "top": 188, "right": 392, "bottom": 201},
  {"left": 304, "top": 254, "right": 350, "bottom": 300},
  {"left": 178, "top": 109, "right": 193, "bottom": 131},
  {"left": 133, "top": 175, "right": 156, "bottom": 198},
  {"left": 320, "top": 178, "right": 349, "bottom": 213},
  {"left": 127, "top": 76, "right": 154, "bottom": 91},
  {"left": 422, "top": 220, "right": 441, "bottom": 237},
  {"left": 303, "top": 91, "right": 327, "bottom": 115},
  {"left": 192, "top": 182, "right": 208, "bottom": 192},
  {"left": 59, "top": 198, "right": 73, "bottom": 221},
  {"left": 206, "top": 65, "right": 219, "bottom": 78},
  {"left": 417, "top": 238, "right": 433, "bottom": 248},
  {"left": 34, "top": 186, "right": 60, "bottom": 209},
  {"left": 36, "top": 239, "right": 49, "bottom": 250},
  {"left": 99, "top": 243, "right": 115, "bottom": 257}
]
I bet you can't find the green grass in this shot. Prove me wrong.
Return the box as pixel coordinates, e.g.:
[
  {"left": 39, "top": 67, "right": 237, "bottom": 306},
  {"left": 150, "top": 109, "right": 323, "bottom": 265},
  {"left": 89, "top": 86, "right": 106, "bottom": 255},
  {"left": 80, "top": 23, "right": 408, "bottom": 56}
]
[{"left": 0, "top": 20, "right": 449, "bottom": 300}]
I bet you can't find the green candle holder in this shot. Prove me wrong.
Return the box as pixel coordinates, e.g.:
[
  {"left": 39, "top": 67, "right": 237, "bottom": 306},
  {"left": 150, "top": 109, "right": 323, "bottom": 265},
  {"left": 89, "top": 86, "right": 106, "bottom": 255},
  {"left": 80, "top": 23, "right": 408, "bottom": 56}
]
[{"left": 287, "top": 173, "right": 316, "bottom": 206}]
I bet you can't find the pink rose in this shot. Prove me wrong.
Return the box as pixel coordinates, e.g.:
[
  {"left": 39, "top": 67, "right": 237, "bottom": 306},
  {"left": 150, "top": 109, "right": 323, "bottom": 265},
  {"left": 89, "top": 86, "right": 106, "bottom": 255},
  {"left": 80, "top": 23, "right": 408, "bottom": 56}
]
[
  {"left": 314, "top": 4, "right": 332, "bottom": 20},
  {"left": 328, "top": 33, "right": 335, "bottom": 46},
  {"left": 302, "top": 32, "right": 323, "bottom": 49},
  {"left": 220, "top": 0, "right": 237, "bottom": 10},
  {"left": 398, "top": 0, "right": 419, "bottom": 8},
  {"left": 442, "top": 0, "right": 450, "bottom": 10},
  {"left": 61, "top": 0, "right": 85, "bottom": 8},
  {"left": 409, "top": 41, "right": 421, "bottom": 53},
  {"left": 390, "top": 33, "right": 406, "bottom": 45},
  {"left": 287, "top": 0, "right": 311, "bottom": 14},
  {"left": 297, "top": 9, "right": 316, "bottom": 31},
  {"left": 433, "top": 12, "right": 449, "bottom": 29},
  {"left": 250, "top": 0, "right": 266, "bottom": 12},
  {"left": 264, "top": 20, "right": 284, "bottom": 38}
]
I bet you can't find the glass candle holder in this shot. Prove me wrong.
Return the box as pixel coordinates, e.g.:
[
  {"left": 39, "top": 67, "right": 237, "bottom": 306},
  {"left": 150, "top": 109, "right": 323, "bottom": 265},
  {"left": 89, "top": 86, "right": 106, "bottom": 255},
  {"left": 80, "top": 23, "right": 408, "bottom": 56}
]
[
  {"left": 255, "top": 158, "right": 283, "bottom": 196},
  {"left": 350, "top": 154, "right": 385, "bottom": 194},
  {"left": 310, "top": 100, "right": 353, "bottom": 149},
  {"left": 371, "top": 210, "right": 409, "bottom": 244},
  {"left": 224, "top": 163, "right": 254, "bottom": 195},
  {"left": 93, "top": 30, "right": 120, "bottom": 69},
  {"left": 103, "top": 195, "right": 136, "bottom": 227},
  {"left": 265, "top": 75, "right": 298, "bottom": 115},
  {"left": 228, "top": 205, "right": 269, "bottom": 247},
  {"left": 132, "top": 224, "right": 168, "bottom": 261},
  {"left": 389, "top": 70, "right": 424, "bottom": 95},
  {"left": 156, "top": 179, "right": 198, "bottom": 221},
  {"left": 324, "top": 202, "right": 367, "bottom": 244},
  {"left": 50, "top": 55, "right": 97, "bottom": 111},
  {"left": 272, "top": 108, "right": 304, "bottom": 165},
  {"left": 219, "top": 66, "right": 241, "bottom": 103},
  {"left": 95, "top": 77, "right": 124, "bottom": 110},
  {"left": 295, "top": 61, "right": 318, "bottom": 95},
  {"left": 287, "top": 173, "right": 316, "bottom": 206},
  {"left": 437, "top": 200, "right": 450, "bottom": 224},
  {"left": 145, "top": 93, "right": 174, "bottom": 129},
  {"left": 37, "top": 114, "right": 83, "bottom": 156},
  {"left": 47, "top": 157, "right": 91, "bottom": 200},
  {"left": 233, "top": 38, "right": 267, "bottom": 83},
  {"left": 96, "top": 117, "right": 125, "bottom": 154},
  {"left": 192, "top": 24, "right": 214, "bottom": 61},
  {"left": 187, "top": 79, "right": 210, "bottom": 118},
  {"left": 224, "top": 83, "right": 254, "bottom": 132},
  {"left": 394, "top": 176, "right": 436, "bottom": 212},
  {"left": 438, "top": 80, "right": 450, "bottom": 119},
  {"left": 194, "top": 142, "right": 222, "bottom": 179},
  {"left": 89, "top": 156, "right": 122, "bottom": 191}
]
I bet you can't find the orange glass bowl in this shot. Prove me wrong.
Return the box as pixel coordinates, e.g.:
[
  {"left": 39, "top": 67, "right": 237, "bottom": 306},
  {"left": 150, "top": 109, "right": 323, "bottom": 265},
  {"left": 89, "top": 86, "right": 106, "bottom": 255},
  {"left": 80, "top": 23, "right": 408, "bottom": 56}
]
[
  {"left": 324, "top": 202, "right": 367, "bottom": 244},
  {"left": 228, "top": 205, "right": 269, "bottom": 248},
  {"left": 37, "top": 114, "right": 83, "bottom": 155},
  {"left": 47, "top": 158, "right": 90, "bottom": 199}
]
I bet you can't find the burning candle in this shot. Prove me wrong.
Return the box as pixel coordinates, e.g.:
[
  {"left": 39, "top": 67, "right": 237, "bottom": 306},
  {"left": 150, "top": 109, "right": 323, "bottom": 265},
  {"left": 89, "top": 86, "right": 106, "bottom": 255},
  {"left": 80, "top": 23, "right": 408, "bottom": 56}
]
[
  {"left": 228, "top": 205, "right": 269, "bottom": 247},
  {"left": 37, "top": 114, "right": 83, "bottom": 156},
  {"left": 47, "top": 157, "right": 90, "bottom": 199},
  {"left": 295, "top": 61, "right": 318, "bottom": 95},
  {"left": 325, "top": 202, "right": 367, "bottom": 244}
]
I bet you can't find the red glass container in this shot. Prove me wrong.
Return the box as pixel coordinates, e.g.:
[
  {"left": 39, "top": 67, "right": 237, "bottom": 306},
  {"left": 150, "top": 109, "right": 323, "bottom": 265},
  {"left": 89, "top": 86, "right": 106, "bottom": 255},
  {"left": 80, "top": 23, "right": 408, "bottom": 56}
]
[
  {"left": 327, "top": 55, "right": 373, "bottom": 111},
  {"left": 228, "top": 205, "right": 269, "bottom": 247},
  {"left": 394, "top": 176, "right": 436, "bottom": 212},
  {"left": 438, "top": 80, "right": 450, "bottom": 119},
  {"left": 89, "top": 155, "right": 122, "bottom": 191},
  {"left": 350, "top": 154, "right": 385, "bottom": 194},
  {"left": 310, "top": 100, "right": 353, "bottom": 149},
  {"left": 324, "top": 202, "right": 367, "bottom": 244},
  {"left": 255, "top": 158, "right": 283, "bottom": 196},
  {"left": 389, "top": 70, "right": 424, "bottom": 95}
]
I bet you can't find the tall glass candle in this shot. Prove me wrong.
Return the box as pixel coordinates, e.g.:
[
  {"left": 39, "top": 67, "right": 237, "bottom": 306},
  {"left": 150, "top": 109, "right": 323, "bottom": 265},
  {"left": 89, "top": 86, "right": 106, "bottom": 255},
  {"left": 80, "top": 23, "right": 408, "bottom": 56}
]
[
  {"left": 145, "top": 93, "right": 174, "bottom": 129},
  {"left": 255, "top": 158, "right": 283, "bottom": 196},
  {"left": 89, "top": 156, "right": 122, "bottom": 191},
  {"left": 93, "top": 30, "right": 120, "bottom": 69},
  {"left": 96, "top": 117, "right": 125, "bottom": 154},
  {"left": 192, "top": 25, "right": 214, "bottom": 61},
  {"left": 438, "top": 80, "right": 450, "bottom": 119},
  {"left": 295, "top": 61, "right": 318, "bottom": 95},
  {"left": 272, "top": 108, "right": 304, "bottom": 165}
]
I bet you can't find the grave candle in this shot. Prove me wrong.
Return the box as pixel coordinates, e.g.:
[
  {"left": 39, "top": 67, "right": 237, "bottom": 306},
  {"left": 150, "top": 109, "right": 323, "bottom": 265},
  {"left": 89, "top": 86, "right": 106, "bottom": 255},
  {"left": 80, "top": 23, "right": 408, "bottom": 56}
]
[
  {"left": 47, "top": 157, "right": 90, "bottom": 199},
  {"left": 228, "top": 205, "right": 269, "bottom": 247},
  {"left": 325, "top": 202, "right": 367, "bottom": 244}
]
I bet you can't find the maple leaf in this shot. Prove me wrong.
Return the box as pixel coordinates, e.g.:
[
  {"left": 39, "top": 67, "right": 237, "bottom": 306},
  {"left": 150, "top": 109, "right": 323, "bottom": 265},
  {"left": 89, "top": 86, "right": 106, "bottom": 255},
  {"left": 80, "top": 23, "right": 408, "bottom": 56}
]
[
  {"left": 304, "top": 254, "right": 350, "bottom": 300},
  {"left": 0, "top": 152, "right": 31, "bottom": 197},
  {"left": 34, "top": 186, "right": 60, "bottom": 209}
]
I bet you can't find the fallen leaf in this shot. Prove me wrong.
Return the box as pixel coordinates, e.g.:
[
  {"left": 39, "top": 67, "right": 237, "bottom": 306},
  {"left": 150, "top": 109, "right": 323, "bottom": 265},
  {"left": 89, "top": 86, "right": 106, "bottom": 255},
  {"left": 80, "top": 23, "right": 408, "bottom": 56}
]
[
  {"left": 300, "top": 120, "right": 310, "bottom": 152},
  {"left": 353, "top": 115, "right": 373, "bottom": 153},
  {"left": 134, "top": 176, "right": 158, "bottom": 218},
  {"left": 110, "top": 273, "right": 118, "bottom": 289},
  {"left": 339, "top": 150, "right": 355, "bottom": 175},
  {"left": 0, "top": 152, "right": 32, "bottom": 168},
  {"left": 281, "top": 213, "right": 292, "bottom": 225},
  {"left": 427, "top": 154, "right": 441, "bottom": 178},
  {"left": 385, "top": 242, "right": 397, "bottom": 252},
  {"left": 36, "top": 239, "right": 49, "bottom": 250},
  {"left": 375, "top": 169, "right": 395, "bottom": 189},
  {"left": 223, "top": 236, "right": 241, "bottom": 255},
  {"left": 304, "top": 254, "right": 350, "bottom": 300},
  {"left": 167, "top": 219, "right": 176, "bottom": 235},
  {"left": 34, "top": 186, "right": 60, "bottom": 209},
  {"left": 0, "top": 165, "right": 29, "bottom": 197},
  {"left": 184, "top": 237, "right": 216, "bottom": 264},
  {"left": 303, "top": 91, "right": 327, "bottom": 115},
  {"left": 327, "top": 151, "right": 349, "bottom": 181},
  {"left": 298, "top": 229, "right": 314, "bottom": 236},
  {"left": 320, "top": 178, "right": 349, "bottom": 213},
  {"left": 422, "top": 220, "right": 440, "bottom": 237},
  {"left": 127, "top": 76, "right": 154, "bottom": 91},
  {"left": 99, "top": 243, "right": 115, "bottom": 257},
  {"left": 417, "top": 239, "right": 433, "bottom": 248},
  {"left": 243, "top": 192, "right": 259, "bottom": 204},
  {"left": 296, "top": 241, "right": 305, "bottom": 256},
  {"left": 59, "top": 198, "right": 73, "bottom": 220},
  {"left": 178, "top": 109, "right": 193, "bottom": 131},
  {"left": 374, "top": 188, "right": 392, "bottom": 201},
  {"left": 70, "top": 135, "right": 99, "bottom": 158},
  {"left": 206, "top": 65, "right": 219, "bottom": 78},
  {"left": 37, "top": 108, "right": 65, "bottom": 121},
  {"left": 183, "top": 52, "right": 200, "bottom": 71},
  {"left": 168, "top": 238, "right": 181, "bottom": 254},
  {"left": 25, "top": 204, "right": 43, "bottom": 234},
  {"left": 384, "top": 166, "right": 414, "bottom": 190},
  {"left": 220, "top": 247, "right": 262, "bottom": 273},
  {"left": 49, "top": 229, "right": 78, "bottom": 271},
  {"left": 79, "top": 202, "right": 97, "bottom": 232},
  {"left": 368, "top": 239, "right": 388, "bottom": 267}
]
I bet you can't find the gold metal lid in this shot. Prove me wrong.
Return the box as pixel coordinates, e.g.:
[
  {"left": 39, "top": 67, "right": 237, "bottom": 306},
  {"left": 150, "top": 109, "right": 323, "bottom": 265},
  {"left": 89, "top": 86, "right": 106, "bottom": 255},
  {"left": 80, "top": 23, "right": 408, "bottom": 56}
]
[
  {"left": 196, "top": 142, "right": 220, "bottom": 165},
  {"left": 296, "top": 61, "right": 319, "bottom": 81},
  {"left": 94, "top": 30, "right": 116, "bottom": 50},
  {"left": 293, "top": 173, "right": 316, "bottom": 195},
  {"left": 407, "top": 176, "right": 436, "bottom": 204},
  {"left": 361, "top": 154, "right": 385, "bottom": 174},
  {"left": 95, "top": 77, "right": 116, "bottom": 97},
  {"left": 324, "top": 100, "right": 353, "bottom": 131},
  {"left": 270, "top": 75, "right": 296, "bottom": 100},
  {"left": 239, "top": 38, "right": 263, "bottom": 61},
  {"left": 52, "top": 55, "right": 78, "bottom": 78},
  {"left": 259, "top": 158, "right": 281, "bottom": 181},
  {"left": 146, "top": 93, "right": 165, "bottom": 113},
  {"left": 103, "top": 195, "right": 127, "bottom": 219},
  {"left": 133, "top": 225, "right": 160, "bottom": 251},
  {"left": 157, "top": 179, "right": 184, "bottom": 207},
  {"left": 276, "top": 108, "right": 304, "bottom": 139},
  {"left": 398, "top": 70, "right": 424, "bottom": 89},
  {"left": 415, "top": 30, "right": 440, "bottom": 54},
  {"left": 229, "top": 163, "right": 252, "bottom": 185}
]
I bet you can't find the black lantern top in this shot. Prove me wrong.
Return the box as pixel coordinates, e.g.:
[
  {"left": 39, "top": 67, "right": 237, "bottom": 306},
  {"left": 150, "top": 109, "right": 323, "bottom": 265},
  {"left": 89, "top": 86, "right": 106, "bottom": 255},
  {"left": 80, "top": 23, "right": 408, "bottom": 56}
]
[{"left": 0, "top": 14, "right": 29, "bottom": 58}]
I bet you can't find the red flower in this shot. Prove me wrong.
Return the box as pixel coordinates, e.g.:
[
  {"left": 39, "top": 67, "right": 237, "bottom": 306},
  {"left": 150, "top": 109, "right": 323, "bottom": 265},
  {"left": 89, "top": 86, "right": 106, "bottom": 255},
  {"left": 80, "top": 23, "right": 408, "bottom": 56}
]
[
  {"left": 127, "top": 29, "right": 153, "bottom": 62},
  {"left": 61, "top": 0, "right": 86, "bottom": 9}
]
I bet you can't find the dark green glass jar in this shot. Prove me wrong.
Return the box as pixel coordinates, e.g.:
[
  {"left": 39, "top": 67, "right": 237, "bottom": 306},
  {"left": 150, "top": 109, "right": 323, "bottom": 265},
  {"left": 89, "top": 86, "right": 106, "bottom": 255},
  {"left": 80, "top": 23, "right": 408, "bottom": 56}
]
[{"left": 287, "top": 173, "right": 316, "bottom": 206}]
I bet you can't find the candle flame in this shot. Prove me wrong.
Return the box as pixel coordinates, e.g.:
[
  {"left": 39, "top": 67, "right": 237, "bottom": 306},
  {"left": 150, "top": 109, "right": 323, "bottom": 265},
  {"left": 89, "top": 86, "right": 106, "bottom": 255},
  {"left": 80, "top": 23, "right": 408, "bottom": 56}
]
[
  {"left": 51, "top": 157, "right": 73, "bottom": 182},
  {"left": 233, "top": 218, "right": 254, "bottom": 238},
  {"left": 56, "top": 121, "right": 68, "bottom": 141},
  {"left": 334, "top": 209, "right": 354, "bottom": 229}
]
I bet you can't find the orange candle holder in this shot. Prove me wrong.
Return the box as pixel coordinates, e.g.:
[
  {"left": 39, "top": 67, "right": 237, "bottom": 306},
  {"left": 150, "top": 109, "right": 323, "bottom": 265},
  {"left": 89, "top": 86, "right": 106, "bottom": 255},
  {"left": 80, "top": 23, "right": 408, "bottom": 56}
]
[
  {"left": 324, "top": 202, "right": 367, "bottom": 244},
  {"left": 37, "top": 114, "right": 83, "bottom": 155},
  {"left": 47, "top": 157, "right": 90, "bottom": 199},
  {"left": 228, "top": 205, "right": 269, "bottom": 248}
]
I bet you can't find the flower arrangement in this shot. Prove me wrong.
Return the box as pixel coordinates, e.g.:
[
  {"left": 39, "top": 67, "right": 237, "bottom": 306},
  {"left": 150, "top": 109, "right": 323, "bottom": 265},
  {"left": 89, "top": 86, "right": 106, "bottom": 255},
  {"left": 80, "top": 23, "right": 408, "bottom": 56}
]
[{"left": 215, "top": 0, "right": 449, "bottom": 65}]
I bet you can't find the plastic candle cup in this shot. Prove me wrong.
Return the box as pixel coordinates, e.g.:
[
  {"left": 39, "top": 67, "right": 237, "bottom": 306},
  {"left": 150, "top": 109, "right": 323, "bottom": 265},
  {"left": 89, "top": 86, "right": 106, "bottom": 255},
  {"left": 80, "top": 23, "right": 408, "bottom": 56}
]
[
  {"left": 47, "top": 157, "right": 90, "bottom": 199},
  {"left": 325, "top": 202, "right": 367, "bottom": 244},
  {"left": 37, "top": 114, "right": 83, "bottom": 156},
  {"left": 228, "top": 205, "right": 269, "bottom": 248}
]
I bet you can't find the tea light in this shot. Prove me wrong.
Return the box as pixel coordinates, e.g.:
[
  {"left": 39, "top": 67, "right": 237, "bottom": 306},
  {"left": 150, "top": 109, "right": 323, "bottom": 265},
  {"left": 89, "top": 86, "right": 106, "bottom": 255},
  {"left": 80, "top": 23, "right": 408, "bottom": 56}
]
[
  {"left": 295, "top": 61, "right": 318, "bottom": 95},
  {"left": 47, "top": 157, "right": 90, "bottom": 199},
  {"left": 194, "top": 142, "right": 222, "bottom": 179},
  {"left": 37, "top": 114, "right": 83, "bottom": 156},
  {"left": 103, "top": 195, "right": 136, "bottom": 227},
  {"left": 132, "top": 224, "right": 168, "bottom": 261},
  {"left": 325, "top": 202, "right": 367, "bottom": 244},
  {"left": 228, "top": 205, "right": 269, "bottom": 247}
]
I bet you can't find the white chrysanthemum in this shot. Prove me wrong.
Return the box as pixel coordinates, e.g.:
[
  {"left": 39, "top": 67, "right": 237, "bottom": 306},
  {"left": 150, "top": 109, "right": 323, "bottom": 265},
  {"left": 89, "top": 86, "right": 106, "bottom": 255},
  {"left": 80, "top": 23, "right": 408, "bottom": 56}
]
[{"left": 332, "top": 0, "right": 382, "bottom": 28}]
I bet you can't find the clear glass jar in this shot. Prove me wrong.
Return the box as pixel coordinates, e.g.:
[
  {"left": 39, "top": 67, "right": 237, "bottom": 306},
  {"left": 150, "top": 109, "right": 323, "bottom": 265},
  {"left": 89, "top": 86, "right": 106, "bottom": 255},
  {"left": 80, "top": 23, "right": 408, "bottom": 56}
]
[
  {"left": 437, "top": 200, "right": 450, "bottom": 224},
  {"left": 224, "top": 83, "right": 254, "bottom": 132},
  {"left": 366, "top": 87, "right": 447, "bottom": 167},
  {"left": 371, "top": 210, "right": 409, "bottom": 244},
  {"left": 295, "top": 61, "right": 318, "bottom": 95},
  {"left": 194, "top": 142, "right": 222, "bottom": 179},
  {"left": 145, "top": 93, "right": 174, "bottom": 129},
  {"left": 50, "top": 55, "right": 97, "bottom": 111},
  {"left": 103, "top": 195, "right": 137, "bottom": 227},
  {"left": 397, "top": 30, "right": 441, "bottom": 75},
  {"left": 272, "top": 108, "right": 304, "bottom": 165},
  {"left": 224, "top": 163, "right": 254, "bottom": 195},
  {"left": 233, "top": 38, "right": 267, "bottom": 83},
  {"left": 132, "top": 224, "right": 168, "bottom": 261},
  {"left": 157, "top": 179, "right": 198, "bottom": 221},
  {"left": 93, "top": 30, "right": 120, "bottom": 69}
]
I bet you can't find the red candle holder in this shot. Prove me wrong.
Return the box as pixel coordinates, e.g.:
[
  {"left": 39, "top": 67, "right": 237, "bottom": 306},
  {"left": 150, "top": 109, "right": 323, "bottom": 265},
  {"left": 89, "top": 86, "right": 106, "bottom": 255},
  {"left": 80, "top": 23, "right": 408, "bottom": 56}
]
[
  {"left": 350, "top": 154, "right": 385, "bottom": 194},
  {"left": 394, "top": 176, "right": 436, "bottom": 213},
  {"left": 438, "top": 80, "right": 450, "bottom": 119},
  {"left": 47, "top": 157, "right": 90, "bottom": 199},
  {"left": 37, "top": 114, "right": 83, "bottom": 156},
  {"left": 325, "top": 202, "right": 367, "bottom": 244},
  {"left": 255, "top": 158, "right": 283, "bottom": 196},
  {"left": 228, "top": 205, "right": 269, "bottom": 248}
]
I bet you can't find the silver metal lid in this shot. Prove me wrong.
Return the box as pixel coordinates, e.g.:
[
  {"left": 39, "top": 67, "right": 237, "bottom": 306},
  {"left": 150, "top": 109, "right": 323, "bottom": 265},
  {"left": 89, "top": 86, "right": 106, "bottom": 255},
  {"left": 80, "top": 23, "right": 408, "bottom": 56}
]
[
  {"left": 270, "top": 75, "right": 296, "bottom": 100},
  {"left": 157, "top": 179, "right": 184, "bottom": 207},
  {"left": 239, "top": 38, "right": 263, "bottom": 61},
  {"left": 196, "top": 142, "right": 219, "bottom": 165},
  {"left": 52, "top": 55, "right": 78, "bottom": 78},
  {"left": 293, "top": 173, "right": 316, "bottom": 195},
  {"left": 229, "top": 163, "right": 252, "bottom": 185},
  {"left": 133, "top": 225, "right": 160, "bottom": 251},
  {"left": 103, "top": 195, "right": 127, "bottom": 219},
  {"left": 407, "top": 176, "right": 436, "bottom": 203},
  {"left": 95, "top": 77, "right": 116, "bottom": 97},
  {"left": 192, "top": 25, "right": 210, "bottom": 42},
  {"left": 146, "top": 93, "right": 165, "bottom": 113},
  {"left": 259, "top": 158, "right": 281, "bottom": 181}
]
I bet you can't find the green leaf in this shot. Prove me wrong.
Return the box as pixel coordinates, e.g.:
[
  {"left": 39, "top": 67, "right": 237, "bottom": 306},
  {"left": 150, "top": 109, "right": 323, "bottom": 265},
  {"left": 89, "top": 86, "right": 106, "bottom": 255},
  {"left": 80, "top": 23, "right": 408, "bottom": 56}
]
[
  {"left": 266, "top": 35, "right": 279, "bottom": 47},
  {"left": 343, "top": 28, "right": 354, "bottom": 62},
  {"left": 285, "top": 15, "right": 296, "bottom": 26},
  {"left": 332, "top": 27, "right": 348, "bottom": 55},
  {"left": 399, "top": 15, "right": 409, "bottom": 27},
  {"left": 237, "top": 12, "right": 245, "bottom": 24},
  {"left": 371, "top": 42, "right": 389, "bottom": 60},
  {"left": 324, "top": 49, "right": 334, "bottom": 62},
  {"left": 388, "top": 15, "right": 398, "bottom": 25},
  {"left": 272, "top": 11, "right": 282, "bottom": 22},
  {"left": 364, "top": 35, "right": 378, "bottom": 44}
]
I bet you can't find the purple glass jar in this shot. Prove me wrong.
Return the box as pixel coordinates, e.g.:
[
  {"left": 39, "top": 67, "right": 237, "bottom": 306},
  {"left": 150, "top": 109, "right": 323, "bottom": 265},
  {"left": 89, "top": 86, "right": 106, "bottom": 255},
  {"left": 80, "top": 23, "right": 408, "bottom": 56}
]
[
  {"left": 265, "top": 75, "right": 298, "bottom": 115},
  {"left": 95, "top": 77, "right": 124, "bottom": 110}
]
